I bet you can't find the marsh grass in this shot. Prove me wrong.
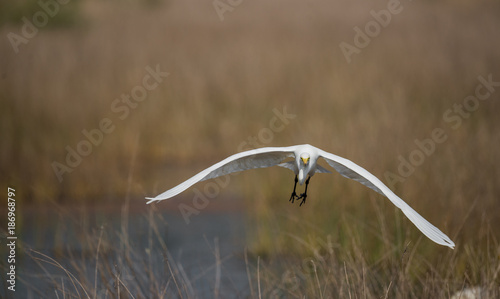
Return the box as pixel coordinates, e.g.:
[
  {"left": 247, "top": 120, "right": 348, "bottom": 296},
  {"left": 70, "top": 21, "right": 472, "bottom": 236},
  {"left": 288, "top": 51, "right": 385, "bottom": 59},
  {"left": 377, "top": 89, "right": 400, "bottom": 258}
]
[
  {"left": 1, "top": 0, "right": 500, "bottom": 297},
  {"left": 1, "top": 0, "right": 499, "bottom": 205},
  {"left": 12, "top": 204, "right": 197, "bottom": 298},
  {"left": 1, "top": 200, "right": 497, "bottom": 298},
  {"left": 245, "top": 210, "right": 500, "bottom": 298}
]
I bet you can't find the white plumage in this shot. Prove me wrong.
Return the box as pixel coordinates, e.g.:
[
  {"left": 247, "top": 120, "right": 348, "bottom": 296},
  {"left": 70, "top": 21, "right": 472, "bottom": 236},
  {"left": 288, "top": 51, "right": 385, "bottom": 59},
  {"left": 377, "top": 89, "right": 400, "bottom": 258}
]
[{"left": 146, "top": 144, "right": 454, "bottom": 249}]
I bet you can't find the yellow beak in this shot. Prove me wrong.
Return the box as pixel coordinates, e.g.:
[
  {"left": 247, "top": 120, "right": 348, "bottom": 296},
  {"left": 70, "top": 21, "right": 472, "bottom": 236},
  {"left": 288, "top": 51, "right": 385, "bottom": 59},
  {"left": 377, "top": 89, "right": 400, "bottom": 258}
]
[{"left": 301, "top": 157, "right": 309, "bottom": 165}]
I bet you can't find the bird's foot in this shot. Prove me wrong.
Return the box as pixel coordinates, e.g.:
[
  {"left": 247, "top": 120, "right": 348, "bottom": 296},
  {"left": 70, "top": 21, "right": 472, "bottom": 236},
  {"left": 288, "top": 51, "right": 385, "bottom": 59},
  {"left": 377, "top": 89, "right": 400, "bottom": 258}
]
[
  {"left": 298, "top": 193, "right": 307, "bottom": 206},
  {"left": 289, "top": 192, "right": 298, "bottom": 203}
]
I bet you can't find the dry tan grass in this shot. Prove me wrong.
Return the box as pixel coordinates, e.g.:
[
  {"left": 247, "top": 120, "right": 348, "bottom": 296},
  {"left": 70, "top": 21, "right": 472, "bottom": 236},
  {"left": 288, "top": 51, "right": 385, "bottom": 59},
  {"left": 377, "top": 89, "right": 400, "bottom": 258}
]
[{"left": 1, "top": 0, "right": 499, "bottom": 296}]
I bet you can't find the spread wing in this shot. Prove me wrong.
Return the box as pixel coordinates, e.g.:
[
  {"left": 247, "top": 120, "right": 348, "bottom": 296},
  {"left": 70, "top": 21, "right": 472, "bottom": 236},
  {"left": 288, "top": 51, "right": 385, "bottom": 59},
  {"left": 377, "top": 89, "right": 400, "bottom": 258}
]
[
  {"left": 318, "top": 149, "right": 455, "bottom": 249},
  {"left": 146, "top": 146, "right": 297, "bottom": 203}
]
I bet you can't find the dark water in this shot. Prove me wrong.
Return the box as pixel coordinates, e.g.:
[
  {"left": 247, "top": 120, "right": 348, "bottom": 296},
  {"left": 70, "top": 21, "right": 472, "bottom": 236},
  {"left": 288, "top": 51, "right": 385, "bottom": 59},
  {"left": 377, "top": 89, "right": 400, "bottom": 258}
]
[{"left": 2, "top": 206, "right": 251, "bottom": 298}]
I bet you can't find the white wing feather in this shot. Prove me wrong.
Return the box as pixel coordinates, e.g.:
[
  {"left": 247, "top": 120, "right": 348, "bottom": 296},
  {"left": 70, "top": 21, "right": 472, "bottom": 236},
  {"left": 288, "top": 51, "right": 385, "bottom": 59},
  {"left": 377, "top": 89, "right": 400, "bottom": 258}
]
[
  {"left": 146, "top": 144, "right": 454, "bottom": 249},
  {"left": 318, "top": 149, "right": 455, "bottom": 249},
  {"left": 146, "top": 146, "right": 296, "bottom": 203}
]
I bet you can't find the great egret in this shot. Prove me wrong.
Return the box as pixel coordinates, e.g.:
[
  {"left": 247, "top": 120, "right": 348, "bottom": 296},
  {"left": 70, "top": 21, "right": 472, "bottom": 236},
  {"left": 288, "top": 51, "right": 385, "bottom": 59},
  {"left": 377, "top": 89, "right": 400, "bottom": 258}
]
[{"left": 146, "top": 144, "right": 455, "bottom": 249}]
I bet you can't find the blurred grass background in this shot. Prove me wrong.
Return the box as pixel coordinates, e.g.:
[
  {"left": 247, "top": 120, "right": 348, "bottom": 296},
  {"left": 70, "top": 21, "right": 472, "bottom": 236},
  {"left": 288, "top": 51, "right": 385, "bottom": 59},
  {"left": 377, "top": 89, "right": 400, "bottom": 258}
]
[{"left": 1, "top": 0, "right": 500, "bottom": 296}]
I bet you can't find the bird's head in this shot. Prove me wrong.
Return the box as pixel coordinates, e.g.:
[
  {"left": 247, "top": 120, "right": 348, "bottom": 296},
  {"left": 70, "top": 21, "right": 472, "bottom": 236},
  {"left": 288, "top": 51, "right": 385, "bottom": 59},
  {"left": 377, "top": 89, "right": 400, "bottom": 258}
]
[{"left": 300, "top": 153, "right": 310, "bottom": 165}]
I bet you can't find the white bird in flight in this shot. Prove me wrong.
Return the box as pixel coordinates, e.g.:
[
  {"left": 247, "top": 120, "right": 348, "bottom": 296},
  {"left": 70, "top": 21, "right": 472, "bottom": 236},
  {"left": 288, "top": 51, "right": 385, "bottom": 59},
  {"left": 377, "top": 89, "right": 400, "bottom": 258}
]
[{"left": 146, "top": 144, "right": 455, "bottom": 249}]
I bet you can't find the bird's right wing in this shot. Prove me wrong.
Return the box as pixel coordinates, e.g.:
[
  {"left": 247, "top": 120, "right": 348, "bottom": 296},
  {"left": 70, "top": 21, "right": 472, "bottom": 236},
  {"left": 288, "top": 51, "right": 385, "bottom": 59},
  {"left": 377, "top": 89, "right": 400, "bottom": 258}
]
[
  {"left": 146, "top": 146, "right": 297, "bottom": 203},
  {"left": 318, "top": 149, "right": 455, "bottom": 249}
]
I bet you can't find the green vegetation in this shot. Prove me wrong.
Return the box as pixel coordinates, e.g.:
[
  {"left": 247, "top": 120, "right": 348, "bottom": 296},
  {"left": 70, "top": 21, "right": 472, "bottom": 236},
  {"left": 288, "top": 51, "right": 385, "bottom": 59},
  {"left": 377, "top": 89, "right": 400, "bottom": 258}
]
[{"left": 0, "top": 0, "right": 81, "bottom": 28}]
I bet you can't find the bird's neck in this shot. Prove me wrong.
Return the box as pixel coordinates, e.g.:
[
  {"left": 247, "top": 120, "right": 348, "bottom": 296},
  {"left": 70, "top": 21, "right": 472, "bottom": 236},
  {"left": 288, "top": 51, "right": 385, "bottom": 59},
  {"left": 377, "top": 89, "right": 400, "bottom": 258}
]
[{"left": 298, "top": 168, "right": 307, "bottom": 185}]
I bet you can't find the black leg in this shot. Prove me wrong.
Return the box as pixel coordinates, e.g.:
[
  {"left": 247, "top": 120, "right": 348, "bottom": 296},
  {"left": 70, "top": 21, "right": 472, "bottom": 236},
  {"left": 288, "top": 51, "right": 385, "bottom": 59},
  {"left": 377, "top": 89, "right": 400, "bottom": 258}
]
[
  {"left": 289, "top": 175, "right": 299, "bottom": 203},
  {"left": 298, "top": 176, "right": 311, "bottom": 206}
]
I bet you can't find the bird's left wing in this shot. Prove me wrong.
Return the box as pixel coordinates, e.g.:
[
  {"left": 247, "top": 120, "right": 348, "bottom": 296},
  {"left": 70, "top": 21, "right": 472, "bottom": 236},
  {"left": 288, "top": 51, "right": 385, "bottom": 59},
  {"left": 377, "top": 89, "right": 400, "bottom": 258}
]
[
  {"left": 318, "top": 149, "right": 455, "bottom": 249},
  {"left": 146, "top": 146, "right": 297, "bottom": 203}
]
